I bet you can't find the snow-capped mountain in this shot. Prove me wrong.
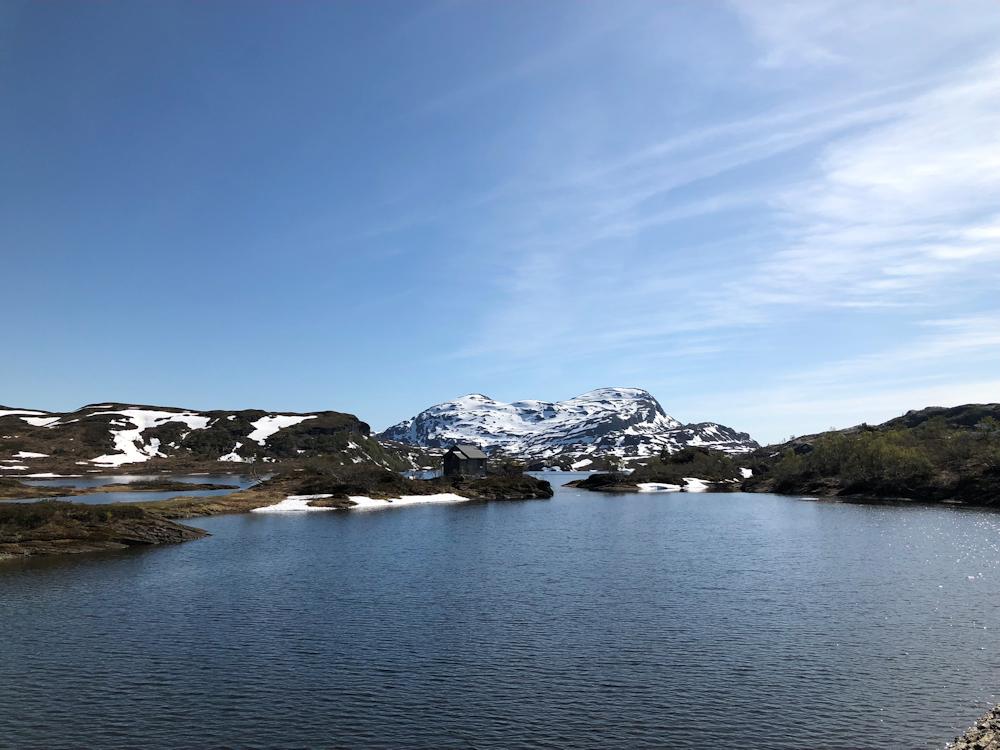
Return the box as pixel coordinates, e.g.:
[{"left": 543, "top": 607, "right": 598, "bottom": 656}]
[
  {"left": 379, "top": 387, "right": 757, "bottom": 463},
  {"left": 0, "top": 403, "right": 420, "bottom": 475}
]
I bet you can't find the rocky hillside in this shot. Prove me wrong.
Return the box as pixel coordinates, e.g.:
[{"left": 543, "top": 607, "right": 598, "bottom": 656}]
[
  {"left": 744, "top": 403, "right": 1000, "bottom": 505},
  {"left": 380, "top": 387, "right": 757, "bottom": 466},
  {"left": 0, "top": 403, "right": 423, "bottom": 476}
]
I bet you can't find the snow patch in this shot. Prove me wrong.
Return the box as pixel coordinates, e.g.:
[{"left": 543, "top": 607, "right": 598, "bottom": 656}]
[
  {"left": 250, "top": 494, "right": 335, "bottom": 513},
  {"left": 22, "top": 416, "right": 61, "bottom": 428},
  {"left": 740, "top": 467, "right": 753, "bottom": 478},
  {"left": 380, "top": 387, "right": 755, "bottom": 461},
  {"left": 247, "top": 415, "right": 316, "bottom": 445},
  {"left": 637, "top": 482, "right": 682, "bottom": 492},
  {"left": 89, "top": 409, "right": 211, "bottom": 466},
  {"left": 347, "top": 493, "right": 468, "bottom": 511},
  {"left": 14, "top": 451, "right": 49, "bottom": 458},
  {"left": 219, "top": 442, "right": 246, "bottom": 462}
]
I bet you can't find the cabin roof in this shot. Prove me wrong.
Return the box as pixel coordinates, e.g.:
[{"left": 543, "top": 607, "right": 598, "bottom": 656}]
[{"left": 448, "top": 443, "right": 487, "bottom": 459}]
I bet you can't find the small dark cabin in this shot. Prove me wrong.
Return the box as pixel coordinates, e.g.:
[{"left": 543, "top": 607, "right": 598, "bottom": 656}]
[{"left": 443, "top": 444, "right": 488, "bottom": 477}]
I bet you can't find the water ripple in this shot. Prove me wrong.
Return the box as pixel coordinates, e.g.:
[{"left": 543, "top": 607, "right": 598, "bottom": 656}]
[{"left": 1, "top": 480, "right": 999, "bottom": 748}]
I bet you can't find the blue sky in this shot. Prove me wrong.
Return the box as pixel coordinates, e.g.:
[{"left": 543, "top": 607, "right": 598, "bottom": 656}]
[{"left": 3, "top": 1, "right": 1000, "bottom": 444}]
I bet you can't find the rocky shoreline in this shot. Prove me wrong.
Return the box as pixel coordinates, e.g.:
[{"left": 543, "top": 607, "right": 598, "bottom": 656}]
[
  {"left": 0, "top": 467, "right": 553, "bottom": 559},
  {"left": 948, "top": 705, "right": 1000, "bottom": 749},
  {"left": 0, "top": 502, "right": 208, "bottom": 559}
]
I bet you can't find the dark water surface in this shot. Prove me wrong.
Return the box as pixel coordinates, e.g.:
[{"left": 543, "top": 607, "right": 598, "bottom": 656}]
[
  {"left": 8, "top": 473, "right": 260, "bottom": 505},
  {"left": 2, "top": 474, "right": 1000, "bottom": 749},
  {"left": 22, "top": 473, "right": 260, "bottom": 490}
]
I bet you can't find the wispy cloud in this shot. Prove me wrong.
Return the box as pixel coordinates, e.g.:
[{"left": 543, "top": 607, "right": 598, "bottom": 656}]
[
  {"left": 452, "top": 2, "right": 1000, "bottom": 368},
  {"left": 736, "top": 57, "right": 1000, "bottom": 309}
]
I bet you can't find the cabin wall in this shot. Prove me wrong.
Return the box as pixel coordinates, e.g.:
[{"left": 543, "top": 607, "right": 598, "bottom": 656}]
[{"left": 443, "top": 453, "right": 487, "bottom": 476}]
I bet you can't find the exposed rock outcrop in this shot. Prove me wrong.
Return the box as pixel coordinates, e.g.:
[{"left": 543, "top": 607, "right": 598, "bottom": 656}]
[
  {"left": 949, "top": 705, "right": 1000, "bottom": 750},
  {"left": 0, "top": 501, "right": 208, "bottom": 559}
]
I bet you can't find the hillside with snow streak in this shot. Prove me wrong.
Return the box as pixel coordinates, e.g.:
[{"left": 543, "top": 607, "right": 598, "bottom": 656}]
[
  {"left": 0, "top": 403, "right": 419, "bottom": 475},
  {"left": 380, "top": 387, "right": 757, "bottom": 463}
]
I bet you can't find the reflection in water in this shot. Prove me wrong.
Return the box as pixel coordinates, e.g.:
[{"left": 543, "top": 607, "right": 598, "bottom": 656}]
[{"left": 8, "top": 473, "right": 262, "bottom": 504}]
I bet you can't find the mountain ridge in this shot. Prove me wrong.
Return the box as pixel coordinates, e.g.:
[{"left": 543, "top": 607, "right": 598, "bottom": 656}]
[
  {"left": 380, "top": 387, "right": 757, "bottom": 465},
  {"left": 0, "top": 403, "right": 423, "bottom": 476}
]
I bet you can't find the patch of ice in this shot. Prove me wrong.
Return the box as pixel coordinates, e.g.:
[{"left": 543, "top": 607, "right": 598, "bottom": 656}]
[
  {"left": 250, "top": 494, "right": 335, "bottom": 513},
  {"left": 247, "top": 415, "right": 316, "bottom": 445},
  {"left": 13, "top": 451, "right": 49, "bottom": 458},
  {"left": 347, "top": 493, "right": 468, "bottom": 511}
]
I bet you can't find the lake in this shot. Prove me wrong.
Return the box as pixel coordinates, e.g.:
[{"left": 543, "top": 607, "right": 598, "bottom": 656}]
[
  {"left": 1, "top": 473, "right": 998, "bottom": 749},
  {"left": 7, "top": 473, "right": 261, "bottom": 505}
]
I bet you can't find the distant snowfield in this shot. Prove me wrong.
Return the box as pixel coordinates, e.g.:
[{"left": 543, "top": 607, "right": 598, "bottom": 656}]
[
  {"left": 90, "top": 409, "right": 212, "bottom": 467},
  {"left": 0, "top": 409, "right": 47, "bottom": 418},
  {"left": 2, "top": 404, "right": 360, "bottom": 469},
  {"left": 381, "top": 387, "right": 757, "bottom": 460},
  {"left": 248, "top": 415, "right": 315, "bottom": 445},
  {"left": 75, "top": 408, "right": 319, "bottom": 466}
]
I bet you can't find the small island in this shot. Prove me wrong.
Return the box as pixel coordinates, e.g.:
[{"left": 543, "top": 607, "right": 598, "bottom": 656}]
[
  {"left": 565, "top": 447, "right": 744, "bottom": 493},
  {"left": 0, "top": 501, "right": 208, "bottom": 558},
  {"left": 0, "top": 464, "right": 552, "bottom": 559}
]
